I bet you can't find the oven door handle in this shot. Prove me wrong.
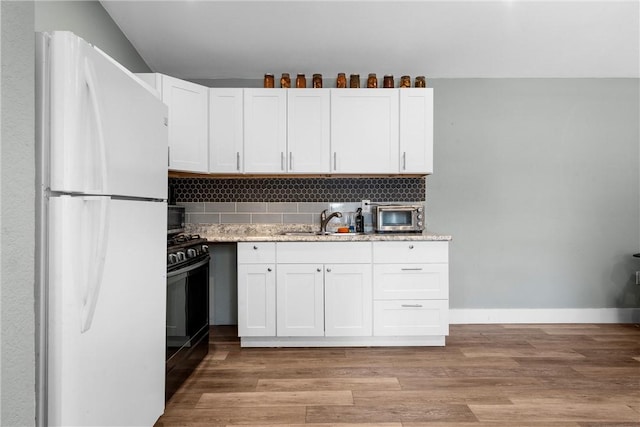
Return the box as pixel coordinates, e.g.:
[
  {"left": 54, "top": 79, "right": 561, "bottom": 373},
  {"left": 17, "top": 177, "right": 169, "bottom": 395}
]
[{"left": 167, "top": 256, "right": 210, "bottom": 278}]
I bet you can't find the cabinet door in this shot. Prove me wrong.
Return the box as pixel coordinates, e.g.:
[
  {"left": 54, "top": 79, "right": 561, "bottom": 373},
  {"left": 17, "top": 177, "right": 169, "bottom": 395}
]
[
  {"left": 244, "top": 89, "right": 287, "bottom": 173},
  {"left": 324, "top": 264, "right": 372, "bottom": 337},
  {"left": 161, "top": 75, "right": 209, "bottom": 173},
  {"left": 237, "top": 264, "right": 276, "bottom": 336},
  {"left": 331, "top": 89, "right": 399, "bottom": 174},
  {"left": 209, "top": 88, "right": 243, "bottom": 173},
  {"left": 287, "top": 89, "right": 331, "bottom": 173},
  {"left": 400, "top": 88, "right": 433, "bottom": 174},
  {"left": 276, "top": 264, "right": 324, "bottom": 336}
]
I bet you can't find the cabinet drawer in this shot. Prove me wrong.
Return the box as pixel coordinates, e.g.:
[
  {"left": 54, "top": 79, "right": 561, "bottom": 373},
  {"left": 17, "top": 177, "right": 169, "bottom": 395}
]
[
  {"left": 373, "top": 300, "right": 448, "bottom": 336},
  {"left": 373, "top": 264, "right": 448, "bottom": 300},
  {"left": 238, "top": 242, "right": 276, "bottom": 264},
  {"left": 277, "top": 242, "right": 371, "bottom": 264},
  {"left": 373, "top": 241, "right": 448, "bottom": 264}
]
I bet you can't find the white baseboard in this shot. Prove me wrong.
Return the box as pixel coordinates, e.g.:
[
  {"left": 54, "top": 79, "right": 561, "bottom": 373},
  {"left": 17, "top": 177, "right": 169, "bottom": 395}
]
[{"left": 449, "top": 308, "right": 640, "bottom": 324}]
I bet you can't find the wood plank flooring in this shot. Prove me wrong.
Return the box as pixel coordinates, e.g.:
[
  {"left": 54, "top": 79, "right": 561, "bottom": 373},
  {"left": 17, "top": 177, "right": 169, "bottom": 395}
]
[{"left": 155, "top": 324, "right": 640, "bottom": 426}]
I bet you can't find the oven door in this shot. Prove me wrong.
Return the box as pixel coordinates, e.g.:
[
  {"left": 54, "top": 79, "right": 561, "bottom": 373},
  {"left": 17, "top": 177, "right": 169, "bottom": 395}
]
[{"left": 166, "top": 255, "right": 210, "bottom": 399}]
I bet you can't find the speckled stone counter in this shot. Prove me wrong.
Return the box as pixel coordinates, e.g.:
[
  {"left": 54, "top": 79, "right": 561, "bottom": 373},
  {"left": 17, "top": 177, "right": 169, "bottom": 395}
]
[{"left": 186, "top": 224, "right": 452, "bottom": 242}]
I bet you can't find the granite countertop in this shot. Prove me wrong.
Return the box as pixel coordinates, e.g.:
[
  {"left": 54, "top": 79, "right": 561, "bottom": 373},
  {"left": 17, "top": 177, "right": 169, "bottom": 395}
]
[{"left": 186, "top": 224, "right": 452, "bottom": 243}]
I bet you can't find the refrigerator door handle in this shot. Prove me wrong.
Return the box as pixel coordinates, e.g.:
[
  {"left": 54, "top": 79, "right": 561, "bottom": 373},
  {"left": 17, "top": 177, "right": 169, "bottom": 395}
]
[
  {"left": 80, "top": 197, "right": 110, "bottom": 333},
  {"left": 83, "top": 58, "right": 109, "bottom": 194}
]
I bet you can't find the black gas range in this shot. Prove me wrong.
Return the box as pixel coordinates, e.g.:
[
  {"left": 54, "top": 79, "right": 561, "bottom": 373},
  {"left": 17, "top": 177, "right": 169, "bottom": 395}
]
[
  {"left": 165, "top": 232, "right": 210, "bottom": 401},
  {"left": 167, "top": 233, "right": 209, "bottom": 272}
]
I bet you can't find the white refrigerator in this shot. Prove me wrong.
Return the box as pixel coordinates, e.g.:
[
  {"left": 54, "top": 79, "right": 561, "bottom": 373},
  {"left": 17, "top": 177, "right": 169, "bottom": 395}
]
[{"left": 36, "top": 31, "right": 168, "bottom": 426}]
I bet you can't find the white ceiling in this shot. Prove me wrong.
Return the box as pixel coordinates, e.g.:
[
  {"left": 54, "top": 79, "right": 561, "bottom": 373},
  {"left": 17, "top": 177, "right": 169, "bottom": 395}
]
[{"left": 100, "top": 1, "right": 639, "bottom": 81}]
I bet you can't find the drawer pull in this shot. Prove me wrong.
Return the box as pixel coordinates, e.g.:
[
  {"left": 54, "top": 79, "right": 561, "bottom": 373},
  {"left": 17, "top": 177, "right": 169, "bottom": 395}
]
[
  {"left": 267, "top": 268, "right": 272, "bottom": 272},
  {"left": 317, "top": 268, "right": 321, "bottom": 272},
  {"left": 326, "top": 268, "right": 332, "bottom": 273},
  {"left": 253, "top": 246, "right": 258, "bottom": 250},
  {"left": 401, "top": 304, "right": 423, "bottom": 308},
  {"left": 401, "top": 268, "right": 423, "bottom": 271},
  {"left": 409, "top": 245, "right": 414, "bottom": 249}
]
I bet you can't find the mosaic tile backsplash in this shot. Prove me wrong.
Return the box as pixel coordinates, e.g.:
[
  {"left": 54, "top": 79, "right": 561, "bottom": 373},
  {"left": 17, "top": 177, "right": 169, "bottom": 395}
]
[{"left": 170, "top": 177, "right": 425, "bottom": 203}]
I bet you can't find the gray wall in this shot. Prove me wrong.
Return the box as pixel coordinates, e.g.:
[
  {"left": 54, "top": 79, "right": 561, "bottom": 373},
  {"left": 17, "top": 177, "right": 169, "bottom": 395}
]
[
  {"left": 427, "top": 78, "right": 640, "bottom": 309},
  {"left": 35, "top": 0, "right": 150, "bottom": 72},
  {"left": 1, "top": 2, "right": 36, "bottom": 425}
]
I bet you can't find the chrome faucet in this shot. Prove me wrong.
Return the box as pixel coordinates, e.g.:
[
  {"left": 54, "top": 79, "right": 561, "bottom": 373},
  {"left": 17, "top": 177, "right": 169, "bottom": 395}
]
[{"left": 320, "top": 209, "right": 342, "bottom": 233}]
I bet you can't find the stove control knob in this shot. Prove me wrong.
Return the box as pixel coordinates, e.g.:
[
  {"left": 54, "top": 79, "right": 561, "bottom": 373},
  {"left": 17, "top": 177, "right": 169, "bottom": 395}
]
[
  {"left": 201, "top": 245, "right": 209, "bottom": 253},
  {"left": 168, "top": 253, "right": 178, "bottom": 264},
  {"left": 176, "top": 251, "right": 186, "bottom": 262},
  {"left": 186, "top": 248, "right": 197, "bottom": 258}
]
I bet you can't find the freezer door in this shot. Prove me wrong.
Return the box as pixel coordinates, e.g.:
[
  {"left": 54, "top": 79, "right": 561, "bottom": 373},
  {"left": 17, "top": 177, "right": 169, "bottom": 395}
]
[
  {"left": 48, "top": 196, "right": 166, "bottom": 426},
  {"left": 47, "top": 31, "right": 167, "bottom": 199}
]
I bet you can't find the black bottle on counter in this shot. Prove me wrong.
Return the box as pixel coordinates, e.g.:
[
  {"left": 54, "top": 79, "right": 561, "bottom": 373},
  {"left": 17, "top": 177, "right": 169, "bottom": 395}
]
[{"left": 355, "top": 208, "right": 364, "bottom": 233}]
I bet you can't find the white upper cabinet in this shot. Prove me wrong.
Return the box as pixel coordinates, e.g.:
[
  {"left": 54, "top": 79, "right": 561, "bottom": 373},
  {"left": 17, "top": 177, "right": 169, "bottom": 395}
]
[
  {"left": 330, "top": 89, "right": 399, "bottom": 174},
  {"left": 287, "top": 89, "right": 331, "bottom": 173},
  {"left": 161, "top": 75, "right": 209, "bottom": 173},
  {"left": 209, "top": 88, "right": 244, "bottom": 173},
  {"left": 243, "top": 89, "right": 287, "bottom": 173},
  {"left": 136, "top": 73, "right": 209, "bottom": 173},
  {"left": 400, "top": 88, "right": 434, "bottom": 174}
]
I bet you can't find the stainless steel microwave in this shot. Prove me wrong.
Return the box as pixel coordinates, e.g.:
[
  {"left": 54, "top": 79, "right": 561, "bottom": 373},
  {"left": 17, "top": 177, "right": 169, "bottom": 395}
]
[
  {"left": 167, "top": 205, "right": 185, "bottom": 235},
  {"left": 372, "top": 204, "right": 425, "bottom": 233}
]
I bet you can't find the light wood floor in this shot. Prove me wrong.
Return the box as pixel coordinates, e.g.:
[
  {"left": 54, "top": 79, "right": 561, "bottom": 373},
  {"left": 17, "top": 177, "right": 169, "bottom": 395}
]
[{"left": 155, "top": 324, "right": 640, "bottom": 426}]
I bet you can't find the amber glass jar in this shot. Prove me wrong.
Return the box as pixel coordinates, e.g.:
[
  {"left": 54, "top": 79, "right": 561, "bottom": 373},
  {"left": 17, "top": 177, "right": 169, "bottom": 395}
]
[
  {"left": 336, "top": 73, "right": 347, "bottom": 88},
  {"left": 263, "top": 73, "right": 274, "bottom": 88},
  {"left": 295, "top": 73, "right": 306, "bottom": 88},
  {"left": 312, "top": 74, "right": 323, "bottom": 88},
  {"left": 280, "top": 73, "right": 291, "bottom": 88},
  {"left": 400, "top": 75, "right": 411, "bottom": 88},
  {"left": 383, "top": 75, "right": 394, "bottom": 88},
  {"left": 415, "top": 76, "right": 426, "bottom": 88},
  {"left": 366, "top": 73, "right": 378, "bottom": 88},
  {"left": 349, "top": 74, "right": 360, "bottom": 88}
]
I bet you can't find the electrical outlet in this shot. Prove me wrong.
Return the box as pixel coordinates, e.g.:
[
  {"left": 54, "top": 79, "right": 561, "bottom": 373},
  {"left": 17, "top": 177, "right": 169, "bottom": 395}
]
[
  {"left": 636, "top": 271, "right": 640, "bottom": 285},
  {"left": 361, "top": 200, "right": 371, "bottom": 214}
]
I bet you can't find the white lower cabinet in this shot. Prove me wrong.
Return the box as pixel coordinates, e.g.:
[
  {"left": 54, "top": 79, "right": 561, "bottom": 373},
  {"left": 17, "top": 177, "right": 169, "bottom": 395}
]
[
  {"left": 276, "top": 263, "right": 371, "bottom": 337},
  {"left": 324, "top": 264, "right": 372, "bottom": 337},
  {"left": 276, "top": 264, "right": 324, "bottom": 337},
  {"left": 372, "top": 241, "right": 449, "bottom": 338},
  {"left": 237, "top": 263, "right": 276, "bottom": 336},
  {"left": 237, "top": 243, "right": 276, "bottom": 336},
  {"left": 237, "top": 240, "right": 449, "bottom": 346}
]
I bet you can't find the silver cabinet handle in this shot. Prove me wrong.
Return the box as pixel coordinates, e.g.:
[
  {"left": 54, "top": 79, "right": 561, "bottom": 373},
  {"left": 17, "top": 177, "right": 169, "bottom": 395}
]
[
  {"left": 326, "top": 268, "right": 332, "bottom": 273},
  {"left": 401, "top": 304, "right": 423, "bottom": 308},
  {"left": 281, "top": 152, "right": 285, "bottom": 171},
  {"left": 168, "top": 146, "right": 171, "bottom": 167},
  {"left": 236, "top": 152, "right": 240, "bottom": 171},
  {"left": 333, "top": 152, "right": 337, "bottom": 171},
  {"left": 289, "top": 152, "right": 293, "bottom": 171},
  {"left": 401, "top": 268, "right": 423, "bottom": 271},
  {"left": 403, "top": 152, "right": 407, "bottom": 170}
]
